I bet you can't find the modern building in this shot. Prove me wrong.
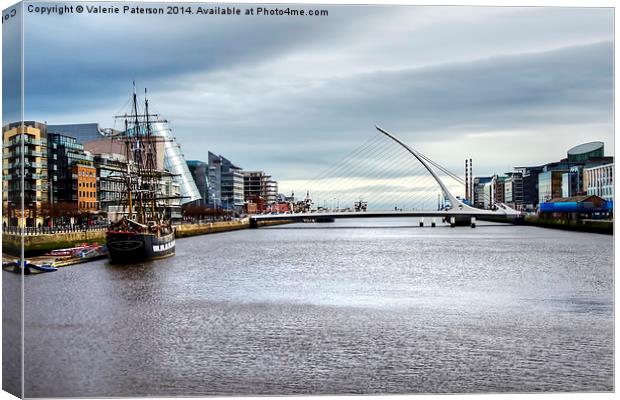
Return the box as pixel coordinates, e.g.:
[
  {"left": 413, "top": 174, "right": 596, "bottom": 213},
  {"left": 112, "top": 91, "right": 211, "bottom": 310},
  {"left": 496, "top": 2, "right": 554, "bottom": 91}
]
[
  {"left": 265, "top": 180, "right": 278, "bottom": 204},
  {"left": 2, "top": 121, "right": 49, "bottom": 227},
  {"left": 561, "top": 165, "right": 585, "bottom": 198},
  {"left": 567, "top": 142, "right": 604, "bottom": 163},
  {"left": 538, "top": 170, "right": 566, "bottom": 205},
  {"left": 472, "top": 176, "right": 492, "bottom": 208},
  {"left": 150, "top": 121, "right": 201, "bottom": 205},
  {"left": 516, "top": 141, "right": 612, "bottom": 210},
  {"left": 58, "top": 121, "right": 201, "bottom": 206},
  {"left": 494, "top": 175, "right": 506, "bottom": 205},
  {"left": 47, "top": 123, "right": 115, "bottom": 143},
  {"left": 513, "top": 166, "right": 543, "bottom": 211},
  {"left": 47, "top": 132, "right": 96, "bottom": 211},
  {"left": 584, "top": 163, "right": 613, "bottom": 202},
  {"left": 94, "top": 153, "right": 127, "bottom": 215},
  {"left": 74, "top": 164, "right": 98, "bottom": 211},
  {"left": 186, "top": 160, "right": 209, "bottom": 207},
  {"left": 207, "top": 152, "right": 244, "bottom": 211},
  {"left": 242, "top": 171, "right": 278, "bottom": 204},
  {"left": 482, "top": 180, "right": 494, "bottom": 209},
  {"left": 220, "top": 157, "right": 244, "bottom": 211},
  {"left": 207, "top": 152, "right": 222, "bottom": 208},
  {"left": 504, "top": 172, "right": 524, "bottom": 209}
]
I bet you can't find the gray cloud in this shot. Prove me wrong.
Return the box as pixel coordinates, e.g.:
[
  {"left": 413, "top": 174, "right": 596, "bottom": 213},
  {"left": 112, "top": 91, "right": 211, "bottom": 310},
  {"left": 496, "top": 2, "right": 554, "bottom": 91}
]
[{"left": 16, "top": 4, "right": 614, "bottom": 188}]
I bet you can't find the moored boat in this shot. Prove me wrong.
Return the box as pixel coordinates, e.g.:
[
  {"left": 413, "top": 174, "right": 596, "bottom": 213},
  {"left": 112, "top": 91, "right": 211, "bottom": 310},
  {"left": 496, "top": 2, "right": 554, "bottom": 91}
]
[{"left": 107, "top": 219, "right": 175, "bottom": 261}]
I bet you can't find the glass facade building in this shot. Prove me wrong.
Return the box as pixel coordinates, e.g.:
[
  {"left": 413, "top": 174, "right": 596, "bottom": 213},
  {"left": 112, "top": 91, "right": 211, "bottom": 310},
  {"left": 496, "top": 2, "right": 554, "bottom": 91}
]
[
  {"left": 187, "top": 160, "right": 209, "bottom": 207},
  {"left": 151, "top": 122, "right": 201, "bottom": 205},
  {"left": 538, "top": 170, "right": 566, "bottom": 204},
  {"left": 47, "top": 132, "right": 95, "bottom": 206}
]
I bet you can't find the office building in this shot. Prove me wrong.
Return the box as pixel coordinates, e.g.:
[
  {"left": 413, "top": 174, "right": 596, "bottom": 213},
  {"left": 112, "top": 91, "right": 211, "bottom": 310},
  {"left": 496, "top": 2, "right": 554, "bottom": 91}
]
[
  {"left": 243, "top": 171, "right": 278, "bottom": 204},
  {"left": 47, "top": 132, "right": 97, "bottom": 211},
  {"left": 504, "top": 172, "right": 524, "bottom": 209},
  {"left": 2, "top": 121, "right": 48, "bottom": 227},
  {"left": 472, "top": 176, "right": 492, "bottom": 208},
  {"left": 47, "top": 123, "right": 115, "bottom": 143},
  {"left": 207, "top": 152, "right": 244, "bottom": 211},
  {"left": 94, "top": 153, "right": 126, "bottom": 214},
  {"left": 584, "top": 163, "right": 613, "bottom": 202},
  {"left": 538, "top": 170, "right": 566, "bottom": 204}
]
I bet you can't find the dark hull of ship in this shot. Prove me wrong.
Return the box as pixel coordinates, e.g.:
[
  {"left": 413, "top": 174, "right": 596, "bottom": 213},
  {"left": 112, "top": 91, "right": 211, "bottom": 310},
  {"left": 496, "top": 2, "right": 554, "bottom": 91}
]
[{"left": 106, "top": 230, "right": 175, "bottom": 262}]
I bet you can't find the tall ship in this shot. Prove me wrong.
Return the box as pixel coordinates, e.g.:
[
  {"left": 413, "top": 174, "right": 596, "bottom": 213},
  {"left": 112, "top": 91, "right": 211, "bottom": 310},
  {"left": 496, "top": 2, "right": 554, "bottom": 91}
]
[{"left": 106, "top": 85, "right": 179, "bottom": 261}]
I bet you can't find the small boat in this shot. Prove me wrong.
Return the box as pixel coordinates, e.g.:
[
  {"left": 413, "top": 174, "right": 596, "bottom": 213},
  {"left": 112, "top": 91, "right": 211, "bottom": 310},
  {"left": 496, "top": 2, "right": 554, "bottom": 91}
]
[
  {"left": 45, "top": 243, "right": 91, "bottom": 257},
  {"left": 28, "top": 262, "right": 58, "bottom": 273}
]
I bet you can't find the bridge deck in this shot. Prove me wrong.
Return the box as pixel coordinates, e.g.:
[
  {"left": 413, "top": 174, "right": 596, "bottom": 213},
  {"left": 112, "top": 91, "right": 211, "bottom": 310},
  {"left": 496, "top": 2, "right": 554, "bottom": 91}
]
[{"left": 251, "top": 209, "right": 521, "bottom": 222}]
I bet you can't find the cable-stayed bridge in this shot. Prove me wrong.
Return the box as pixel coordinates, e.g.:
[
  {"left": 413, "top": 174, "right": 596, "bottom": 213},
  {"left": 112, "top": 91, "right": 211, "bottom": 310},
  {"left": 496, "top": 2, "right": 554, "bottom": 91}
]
[{"left": 250, "top": 126, "right": 523, "bottom": 228}]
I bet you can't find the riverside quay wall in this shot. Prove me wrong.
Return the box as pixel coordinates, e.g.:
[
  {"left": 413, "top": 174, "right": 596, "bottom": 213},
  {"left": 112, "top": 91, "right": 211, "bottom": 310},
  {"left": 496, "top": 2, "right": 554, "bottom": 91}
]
[
  {"left": 3, "top": 228, "right": 107, "bottom": 256},
  {"left": 523, "top": 215, "right": 613, "bottom": 234},
  {"left": 3, "top": 219, "right": 295, "bottom": 256}
]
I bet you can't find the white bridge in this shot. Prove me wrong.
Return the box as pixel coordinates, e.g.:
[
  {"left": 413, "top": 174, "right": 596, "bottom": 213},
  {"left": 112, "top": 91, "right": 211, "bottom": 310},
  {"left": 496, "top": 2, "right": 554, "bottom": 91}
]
[{"left": 250, "top": 126, "right": 523, "bottom": 227}]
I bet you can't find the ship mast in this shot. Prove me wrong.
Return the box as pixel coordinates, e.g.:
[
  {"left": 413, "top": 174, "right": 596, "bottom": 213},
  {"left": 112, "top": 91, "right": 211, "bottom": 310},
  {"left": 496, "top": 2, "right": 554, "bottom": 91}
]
[
  {"left": 113, "top": 82, "right": 175, "bottom": 226},
  {"left": 144, "top": 88, "right": 161, "bottom": 224}
]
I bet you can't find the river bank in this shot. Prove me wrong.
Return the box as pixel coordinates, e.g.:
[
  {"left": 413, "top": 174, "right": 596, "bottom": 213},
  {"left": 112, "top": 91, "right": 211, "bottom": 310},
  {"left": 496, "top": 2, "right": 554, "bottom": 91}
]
[
  {"left": 523, "top": 215, "right": 613, "bottom": 234},
  {"left": 2, "top": 218, "right": 295, "bottom": 258}
]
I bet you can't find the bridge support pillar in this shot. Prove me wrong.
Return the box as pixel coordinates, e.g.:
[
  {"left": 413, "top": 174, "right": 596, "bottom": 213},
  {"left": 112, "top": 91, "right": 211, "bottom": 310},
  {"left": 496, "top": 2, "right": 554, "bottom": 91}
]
[
  {"left": 431, "top": 218, "right": 436, "bottom": 227},
  {"left": 450, "top": 217, "right": 456, "bottom": 228},
  {"left": 419, "top": 217, "right": 424, "bottom": 227},
  {"left": 470, "top": 217, "right": 476, "bottom": 228}
]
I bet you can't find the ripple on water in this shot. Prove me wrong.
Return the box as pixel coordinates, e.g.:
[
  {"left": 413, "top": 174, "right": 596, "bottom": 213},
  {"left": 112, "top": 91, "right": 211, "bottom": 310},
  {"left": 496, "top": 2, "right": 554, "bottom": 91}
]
[{"left": 18, "top": 221, "right": 613, "bottom": 396}]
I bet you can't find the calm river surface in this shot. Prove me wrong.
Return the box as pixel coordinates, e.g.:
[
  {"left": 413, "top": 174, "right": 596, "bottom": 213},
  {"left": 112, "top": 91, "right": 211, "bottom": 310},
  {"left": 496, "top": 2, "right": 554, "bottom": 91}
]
[{"left": 13, "top": 219, "right": 614, "bottom": 396}]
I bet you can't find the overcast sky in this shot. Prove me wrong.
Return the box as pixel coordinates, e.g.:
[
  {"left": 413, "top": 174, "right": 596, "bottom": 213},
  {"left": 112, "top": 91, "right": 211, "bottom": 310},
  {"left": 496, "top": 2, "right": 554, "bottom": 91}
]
[{"left": 5, "top": 3, "right": 614, "bottom": 193}]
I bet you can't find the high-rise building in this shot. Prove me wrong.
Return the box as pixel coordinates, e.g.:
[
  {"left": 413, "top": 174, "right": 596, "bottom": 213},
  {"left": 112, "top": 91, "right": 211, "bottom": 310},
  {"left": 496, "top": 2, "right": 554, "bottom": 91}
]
[{"left": 2, "top": 121, "right": 49, "bottom": 227}]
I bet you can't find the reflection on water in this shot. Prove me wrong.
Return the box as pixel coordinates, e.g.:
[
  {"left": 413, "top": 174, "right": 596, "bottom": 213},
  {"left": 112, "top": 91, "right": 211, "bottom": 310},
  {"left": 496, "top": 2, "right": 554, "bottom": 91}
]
[{"left": 16, "top": 219, "right": 613, "bottom": 396}]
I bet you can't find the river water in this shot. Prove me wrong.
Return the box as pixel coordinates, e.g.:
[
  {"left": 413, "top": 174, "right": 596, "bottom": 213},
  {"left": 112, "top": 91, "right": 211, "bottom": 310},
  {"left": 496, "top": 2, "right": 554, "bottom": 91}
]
[{"left": 10, "top": 219, "right": 614, "bottom": 396}]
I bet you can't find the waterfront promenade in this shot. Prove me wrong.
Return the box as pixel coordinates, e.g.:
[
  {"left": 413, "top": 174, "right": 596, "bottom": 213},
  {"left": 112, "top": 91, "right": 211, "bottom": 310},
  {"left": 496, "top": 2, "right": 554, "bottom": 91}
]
[{"left": 1, "top": 218, "right": 295, "bottom": 258}]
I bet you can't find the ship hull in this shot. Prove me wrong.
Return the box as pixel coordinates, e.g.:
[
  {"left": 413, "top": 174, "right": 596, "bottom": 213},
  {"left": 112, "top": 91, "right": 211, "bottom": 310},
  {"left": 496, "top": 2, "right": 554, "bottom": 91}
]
[{"left": 106, "top": 231, "right": 175, "bottom": 262}]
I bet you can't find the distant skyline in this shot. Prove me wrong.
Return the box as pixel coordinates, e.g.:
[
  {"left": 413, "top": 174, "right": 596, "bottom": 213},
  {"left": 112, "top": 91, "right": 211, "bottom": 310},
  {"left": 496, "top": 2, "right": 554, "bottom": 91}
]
[{"left": 3, "top": 2, "right": 614, "bottom": 193}]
